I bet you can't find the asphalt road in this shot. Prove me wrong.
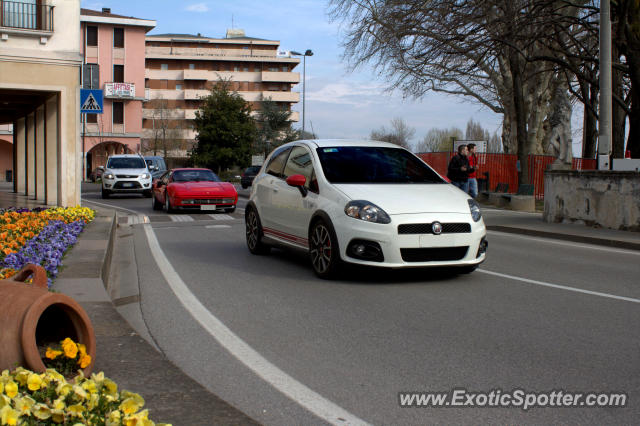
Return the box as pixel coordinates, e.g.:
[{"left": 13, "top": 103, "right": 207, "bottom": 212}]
[{"left": 82, "top": 184, "right": 640, "bottom": 424}]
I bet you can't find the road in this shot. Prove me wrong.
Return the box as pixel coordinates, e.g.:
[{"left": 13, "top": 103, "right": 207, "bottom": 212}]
[{"left": 82, "top": 184, "right": 640, "bottom": 424}]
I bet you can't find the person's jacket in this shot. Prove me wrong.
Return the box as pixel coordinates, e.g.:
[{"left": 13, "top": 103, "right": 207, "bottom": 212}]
[
  {"left": 468, "top": 154, "right": 478, "bottom": 179},
  {"left": 447, "top": 154, "right": 471, "bottom": 182}
]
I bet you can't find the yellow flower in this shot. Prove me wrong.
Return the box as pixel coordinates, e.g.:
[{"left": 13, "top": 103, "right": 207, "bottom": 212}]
[
  {"left": 45, "top": 369, "right": 64, "bottom": 383},
  {"left": 4, "top": 381, "right": 17, "bottom": 398},
  {"left": 119, "top": 396, "right": 144, "bottom": 415},
  {"left": 106, "top": 409, "right": 121, "bottom": 426},
  {"left": 56, "top": 382, "right": 72, "bottom": 397},
  {"left": 27, "top": 373, "right": 43, "bottom": 391},
  {"left": 51, "top": 411, "right": 65, "bottom": 424},
  {"left": 13, "top": 369, "right": 28, "bottom": 386},
  {"left": 102, "top": 378, "right": 118, "bottom": 397},
  {"left": 46, "top": 347, "right": 63, "bottom": 360},
  {"left": 52, "top": 396, "right": 66, "bottom": 411},
  {"left": 79, "top": 354, "right": 92, "bottom": 369},
  {"left": 62, "top": 338, "right": 78, "bottom": 359},
  {"left": 0, "top": 405, "right": 19, "bottom": 426},
  {"left": 77, "top": 343, "right": 87, "bottom": 358},
  {"left": 66, "top": 403, "right": 85, "bottom": 418},
  {"left": 81, "top": 379, "right": 97, "bottom": 395},
  {"left": 32, "top": 403, "right": 52, "bottom": 420},
  {"left": 90, "top": 371, "right": 104, "bottom": 384},
  {"left": 73, "top": 385, "right": 87, "bottom": 400},
  {"left": 13, "top": 395, "right": 35, "bottom": 415}
]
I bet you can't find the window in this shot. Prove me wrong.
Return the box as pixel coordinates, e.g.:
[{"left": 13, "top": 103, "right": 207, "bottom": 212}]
[
  {"left": 282, "top": 66, "right": 288, "bottom": 72},
  {"left": 160, "top": 63, "right": 168, "bottom": 70},
  {"left": 112, "top": 102, "right": 124, "bottom": 124},
  {"left": 87, "top": 26, "right": 98, "bottom": 46},
  {"left": 189, "top": 63, "right": 195, "bottom": 70},
  {"left": 113, "top": 28, "right": 124, "bottom": 48},
  {"left": 284, "top": 146, "right": 317, "bottom": 192},
  {"left": 82, "top": 64, "right": 99, "bottom": 89},
  {"left": 265, "top": 147, "right": 292, "bottom": 178},
  {"left": 113, "top": 65, "right": 124, "bottom": 83},
  {"left": 176, "top": 84, "right": 183, "bottom": 90},
  {"left": 243, "top": 66, "right": 249, "bottom": 72}
]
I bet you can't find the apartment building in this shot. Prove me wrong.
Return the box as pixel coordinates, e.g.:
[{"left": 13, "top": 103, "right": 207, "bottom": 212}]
[
  {"left": 0, "top": 0, "right": 82, "bottom": 206},
  {"left": 143, "top": 30, "right": 300, "bottom": 163},
  {"left": 80, "top": 8, "right": 156, "bottom": 178}
]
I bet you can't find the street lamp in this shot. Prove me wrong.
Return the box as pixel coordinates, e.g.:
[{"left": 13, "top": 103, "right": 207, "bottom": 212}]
[{"left": 290, "top": 49, "right": 313, "bottom": 136}]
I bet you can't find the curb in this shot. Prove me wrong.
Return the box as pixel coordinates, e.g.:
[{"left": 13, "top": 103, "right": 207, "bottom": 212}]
[{"left": 487, "top": 225, "right": 640, "bottom": 251}]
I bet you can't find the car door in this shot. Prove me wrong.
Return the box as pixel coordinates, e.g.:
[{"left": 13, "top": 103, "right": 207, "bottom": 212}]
[
  {"left": 156, "top": 172, "right": 170, "bottom": 204},
  {"left": 254, "top": 146, "right": 291, "bottom": 230},
  {"left": 273, "top": 145, "right": 319, "bottom": 246}
]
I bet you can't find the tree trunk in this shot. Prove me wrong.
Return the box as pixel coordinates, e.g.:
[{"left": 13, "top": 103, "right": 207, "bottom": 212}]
[
  {"left": 627, "top": 42, "right": 640, "bottom": 157},
  {"left": 510, "top": 52, "right": 529, "bottom": 185},
  {"left": 582, "top": 77, "right": 598, "bottom": 158}
]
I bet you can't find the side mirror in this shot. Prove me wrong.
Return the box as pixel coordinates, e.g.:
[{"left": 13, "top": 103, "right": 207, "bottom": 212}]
[{"left": 286, "top": 174, "right": 308, "bottom": 197}]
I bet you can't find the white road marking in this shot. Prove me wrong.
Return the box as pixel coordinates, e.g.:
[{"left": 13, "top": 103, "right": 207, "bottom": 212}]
[
  {"left": 169, "top": 215, "right": 194, "bottom": 222},
  {"left": 479, "top": 269, "right": 640, "bottom": 304},
  {"left": 210, "top": 214, "right": 234, "bottom": 221},
  {"left": 205, "top": 225, "right": 231, "bottom": 229},
  {"left": 82, "top": 198, "right": 140, "bottom": 215},
  {"left": 143, "top": 224, "right": 368, "bottom": 426},
  {"left": 488, "top": 230, "right": 640, "bottom": 256},
  {"left": 127, "top": 215, "right": 149, "bottom": 225}
]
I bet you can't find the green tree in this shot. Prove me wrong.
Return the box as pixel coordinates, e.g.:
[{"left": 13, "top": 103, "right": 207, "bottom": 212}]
[
  {"left": 256, "top": 97, "right": 295, "bottom": 156},
  {"left": 191, "top": 81, "right": 257, "bottom": 173}
]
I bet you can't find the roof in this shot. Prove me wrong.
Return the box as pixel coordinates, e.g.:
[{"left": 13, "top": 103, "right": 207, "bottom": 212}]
[
  {"left": 80, "top": 8, "right": 156, "bottom": 29},
  {"left": 81, "top": 8, "right": 151, "bottom": 20},
  {"left": 147, "top": 33, "right": 272, "bottom": 43}
]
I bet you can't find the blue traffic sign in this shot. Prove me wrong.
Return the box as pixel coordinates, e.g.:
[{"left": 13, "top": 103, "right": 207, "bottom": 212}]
[{"left": 80, "top": 89, "right": 103, "bottom": 114}]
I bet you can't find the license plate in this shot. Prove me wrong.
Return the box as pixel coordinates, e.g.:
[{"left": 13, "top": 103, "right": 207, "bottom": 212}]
[
  {"left": 122, "top": 182, "right": 133, "bottom": 188},
  {"left": 200, "top": 205, "right": 217, "bottom": 211}
]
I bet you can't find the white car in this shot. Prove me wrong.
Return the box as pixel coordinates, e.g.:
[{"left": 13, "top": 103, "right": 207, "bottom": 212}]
[
  {"left": 245, "top": 139, "right": 487, "bottom": 278},
  {"left": 101, "top": 154, "right": 153, "bottom": 198}
]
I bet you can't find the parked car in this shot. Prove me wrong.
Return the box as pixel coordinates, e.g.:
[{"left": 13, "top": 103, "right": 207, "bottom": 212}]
[
  {"left": 101, "top": 154, "right": 152, "bottom": 198},
  {"left": 240, "top": 165, "right": 262, "bottom": 189},
  {"left": 152, "top": 168, "right": 238, "bottom": 213},
  {"left": 144, "top": 156, "right": 168, "bottom": 179},
  {"left": 245, "top": 139, "right": 487, "bottom": 278},
  {"left": 90, "top": 166, "right": 104, "bottom": 182}
]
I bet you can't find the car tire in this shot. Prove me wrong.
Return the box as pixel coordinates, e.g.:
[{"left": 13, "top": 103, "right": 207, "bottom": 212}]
[
  {"left": 245, "top": 208, "right": 270, "bottom": 255},
  {"left": 309, "top": 219, "right": 341, "bottom": 279},
  {"left": 152, "top": 194, "right": 162, "bottom": 210},
  {"left": 143, "top": 190, "right": 152, "bottom": 198},
  {"left": 164, "top": 195, "right": 174, "bottom": 213},
  {"left": 101, "top": 188, "right": 110, "bottom": 199}
]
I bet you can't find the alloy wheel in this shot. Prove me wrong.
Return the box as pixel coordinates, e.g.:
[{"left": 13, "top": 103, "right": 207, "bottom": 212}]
[
  {"left": 310, "top": 223, "right": 332, "bottom": 274},
  {"left": 246, "top": 210, "right": 259, "bottom": 250}
]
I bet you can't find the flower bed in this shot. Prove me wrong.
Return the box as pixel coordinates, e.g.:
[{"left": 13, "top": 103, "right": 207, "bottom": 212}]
[
  {"left": 0, "top": 207, "right": 95, "bottom": 286},
  {"left": 0, "top": 367, "right": 169, "bottom": 425}
]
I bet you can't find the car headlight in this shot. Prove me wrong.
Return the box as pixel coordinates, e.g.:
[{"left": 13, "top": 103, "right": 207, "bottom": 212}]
[
  {"left": 468, "top": 199, "right": 482, "bottom": 222},
  {"left": 104, "top": 173, "right": 114, "bottom": 180},
  {"left": 141, "top": 173, "right": 151, "bottom": 179},
  {"left": 344, "top": 200, "right": 391, "bottom": 224}
]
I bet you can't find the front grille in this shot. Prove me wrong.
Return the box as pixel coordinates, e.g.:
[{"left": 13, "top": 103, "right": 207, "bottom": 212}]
[
  {"left": 398, "top": 223, "right": 471, "bottom": 234},
  {"left": 184, "top": 198, "right": 234, "bottom": 204},
  {"left": 113, "top": 181, "right": 142, "bottom": 189},
  {"left": 116, "top": 174, "right": 138, "bottom": 178},
  {"left": 401, "top": 246, "right": 469, "bottom": 262}
]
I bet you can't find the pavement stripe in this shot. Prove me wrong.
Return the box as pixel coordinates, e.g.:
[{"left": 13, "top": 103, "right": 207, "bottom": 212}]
[
  {"left": 210, "top": 214, "right": 234, "bottom": 221},
  {"left": 169, "top": 215, "right": 194, "bottom": 222},
  {"left": 143, "top": 224, "right": 368, "bottom": 426},
  {"left": 479, "top": 269, "right": 640, "bottom": 304}
]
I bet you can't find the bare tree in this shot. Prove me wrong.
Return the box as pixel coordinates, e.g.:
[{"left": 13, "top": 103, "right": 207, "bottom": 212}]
[
  {"left": 145, "top": 96, "right": 183, "bottom": 161},
  {"left": 369, "top": 117, "right": 416, "bottom": 149},
  {"left": 415, "top": 127, "right": 463, "bottom": 152}
]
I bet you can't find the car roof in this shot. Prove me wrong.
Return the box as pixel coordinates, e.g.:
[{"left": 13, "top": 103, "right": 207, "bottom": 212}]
[
  {"left": 287, "top": 139, "right": 404, "bottom": 149},
  {"left": 170, "top": 168, "right": 212, "bottom": 172},
  {"left": 108, "top": 154, "right": 145, "bottom": 158}
]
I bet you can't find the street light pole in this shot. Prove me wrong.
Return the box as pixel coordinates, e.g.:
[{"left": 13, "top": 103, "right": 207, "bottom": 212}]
[{"left": 291, "top": 49, "right": 313, "bottom": 136}]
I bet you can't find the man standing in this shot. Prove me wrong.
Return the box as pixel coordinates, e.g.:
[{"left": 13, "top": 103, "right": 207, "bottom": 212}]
[
  {"left": 447, "top": 144, "right": 470, "bottom": 193},
  {"left": 467, "top": 143, "right": 478, "bottom": 198}
]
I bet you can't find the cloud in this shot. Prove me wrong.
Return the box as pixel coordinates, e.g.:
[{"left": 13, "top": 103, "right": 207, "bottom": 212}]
[
  {"left": 306, "top": 81, "right": 387, "bottom": 106},
  {"left": 185, "top": 3, "right": 208, "bottom": 12}
]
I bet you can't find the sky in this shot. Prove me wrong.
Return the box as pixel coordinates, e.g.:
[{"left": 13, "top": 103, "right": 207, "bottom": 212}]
[{"left": 80, "top": 0, "right": 511, "bottom": 151}]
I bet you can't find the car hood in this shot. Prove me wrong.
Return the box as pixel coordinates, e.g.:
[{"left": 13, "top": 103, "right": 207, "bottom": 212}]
[
  {"left": 105, "top": 168, "right": 148, "bottom": 175},
  {"left": 332, "top": 183, "right": 471, "bottom": 214},
  {"left": 170, "top": 181, "right": 235, "bottom": 194}
]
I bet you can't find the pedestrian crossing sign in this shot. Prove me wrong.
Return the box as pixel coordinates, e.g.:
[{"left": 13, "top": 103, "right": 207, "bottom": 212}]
[{"left": 80, "top": 89, "right": 103, "bottom": 113}]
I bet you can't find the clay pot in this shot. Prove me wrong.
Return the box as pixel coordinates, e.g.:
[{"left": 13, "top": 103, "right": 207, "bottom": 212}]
[{"left": 0, "top": 264, "right": 96, "bottom": 375}]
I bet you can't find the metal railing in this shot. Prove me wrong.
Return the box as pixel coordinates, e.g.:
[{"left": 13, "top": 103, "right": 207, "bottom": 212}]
[{"left": 1, "top": 1, "right": 54, "bottom": 31}]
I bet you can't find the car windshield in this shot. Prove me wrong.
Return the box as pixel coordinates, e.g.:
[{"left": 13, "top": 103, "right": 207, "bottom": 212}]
[
  {"left": 107, "top": 157, "right": 147, "bottom": 169},
  {"left": 246, "top": 166, "right": 261, "bottom": 174},
  {"left": 316, "top": 146, "right": 446, "bottom": 184},
  {"left": 172, "top": 170, "right": 220, "bottom": 182}
]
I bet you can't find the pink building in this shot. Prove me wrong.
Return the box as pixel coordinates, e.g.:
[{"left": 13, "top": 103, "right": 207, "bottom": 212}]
[{"left": 80, "top": 8, "right": 155, "bottom": 179}]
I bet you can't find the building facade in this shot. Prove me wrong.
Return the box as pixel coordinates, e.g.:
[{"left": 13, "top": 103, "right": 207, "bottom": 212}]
[
  {"left": 80, "top": 8, "right": 155, "bottom": 179},
  {"left": 143, "top": 30, "right": 300, "bottom": 164},
  {"left": 0, "top": 0, "right": 82, "bottom": 206}
]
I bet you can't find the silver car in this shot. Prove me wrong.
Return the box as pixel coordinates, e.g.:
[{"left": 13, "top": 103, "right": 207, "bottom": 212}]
[{"left": 101, "top": 154, "right": 152, "bottom": 198}]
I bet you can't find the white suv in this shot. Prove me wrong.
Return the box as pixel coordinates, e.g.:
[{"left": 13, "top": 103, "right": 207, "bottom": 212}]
[{"left": 101, "top": 154, "right": 152, "bottom": 198}]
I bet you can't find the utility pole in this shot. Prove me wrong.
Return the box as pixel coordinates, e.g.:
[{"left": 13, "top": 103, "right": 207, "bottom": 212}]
[{"left": 598, "top": 0, "right": 612, "bottom": 170}]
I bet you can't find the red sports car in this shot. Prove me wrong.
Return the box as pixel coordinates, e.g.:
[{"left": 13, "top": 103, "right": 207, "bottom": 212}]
[{"left": 152, "top": 168, "right": 238, "bottom": 213}]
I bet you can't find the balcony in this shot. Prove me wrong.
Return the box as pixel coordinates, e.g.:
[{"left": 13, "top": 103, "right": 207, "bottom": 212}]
[
  {"left": 262, "top": 91, "right": 299, "bottom": 103},
  {"left": 183, "top": 69, "right": 210, "bottom": 80},
  {"left": 104, "top": 82, "right": 136, "bottom": 99},
  {"left": 184, "top": 89, "right": 209, "bottom": 100},
  {"left": 261, "top": 71, "right": 300, "bottom": 84},
  {"left": 0, "top": 1, "right": 54, "bottom": 32}
]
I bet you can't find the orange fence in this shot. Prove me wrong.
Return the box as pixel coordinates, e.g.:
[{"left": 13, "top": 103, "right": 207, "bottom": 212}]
[{"left": 418, "top": 152, "right": 596, "bottom": 200}]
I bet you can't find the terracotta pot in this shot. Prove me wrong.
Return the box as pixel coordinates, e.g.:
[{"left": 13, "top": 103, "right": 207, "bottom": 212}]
[{"left": 0, "top": 264, "right": 96, "bottom": 375}]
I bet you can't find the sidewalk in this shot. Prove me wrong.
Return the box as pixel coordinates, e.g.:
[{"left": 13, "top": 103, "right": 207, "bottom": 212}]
[{"left": 2, "top": 183, "right": 639, "bottom": 424}]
